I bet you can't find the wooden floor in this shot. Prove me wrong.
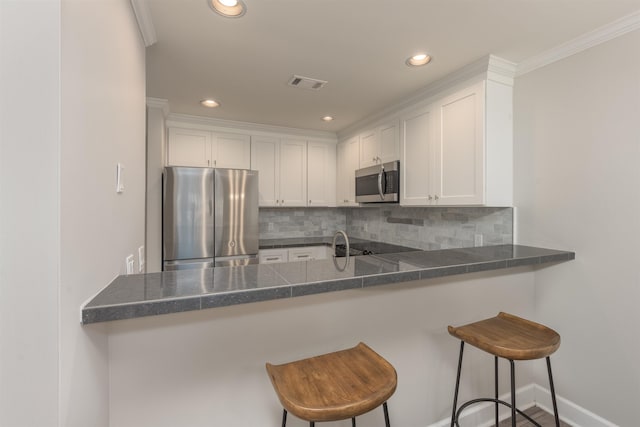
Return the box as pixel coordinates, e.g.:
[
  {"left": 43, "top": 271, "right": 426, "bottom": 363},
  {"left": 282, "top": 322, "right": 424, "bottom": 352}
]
[{"left": 498, "top": 406, "right": 571, "bottom": 427}]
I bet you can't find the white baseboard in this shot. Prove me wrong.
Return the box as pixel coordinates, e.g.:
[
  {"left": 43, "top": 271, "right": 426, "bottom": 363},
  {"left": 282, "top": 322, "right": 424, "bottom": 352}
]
[
  {"left": 426, "top": 383, "right": 618, "bottom": 427},
  {"left": 533, "top": 384, "right": 619, "bottom": 427}
]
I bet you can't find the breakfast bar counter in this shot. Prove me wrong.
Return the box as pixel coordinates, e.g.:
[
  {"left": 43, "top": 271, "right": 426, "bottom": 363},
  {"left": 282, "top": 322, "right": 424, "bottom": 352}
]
[{"left": 82, "top": 245, "right": 574, "bottom": 324}]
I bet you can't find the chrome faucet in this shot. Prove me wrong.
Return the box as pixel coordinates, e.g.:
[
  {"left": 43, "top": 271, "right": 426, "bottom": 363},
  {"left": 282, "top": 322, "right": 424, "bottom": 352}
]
[{"left": 332, "top": 230, "right": 350, "bottom": 257}]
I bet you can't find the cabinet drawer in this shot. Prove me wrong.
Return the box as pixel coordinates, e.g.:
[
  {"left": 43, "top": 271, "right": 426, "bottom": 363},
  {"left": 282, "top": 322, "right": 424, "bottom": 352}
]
[{"left": 258, "top": 249, "right": 288, "bottom": 264}]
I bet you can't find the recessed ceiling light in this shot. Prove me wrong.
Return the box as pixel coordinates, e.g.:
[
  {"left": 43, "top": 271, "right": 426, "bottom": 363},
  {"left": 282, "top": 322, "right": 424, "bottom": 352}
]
[
  {"left": 406, "top": 53, "right": 432, "bottom": 67},
  {"left": 322, "top": 116, "right": 334, "bottom": 122},
  {"left": 201, "top": 99, "right": 220, "bottom": 108},
  {"left": 209, "top": 0, "right": 246, "bottom": 18}
]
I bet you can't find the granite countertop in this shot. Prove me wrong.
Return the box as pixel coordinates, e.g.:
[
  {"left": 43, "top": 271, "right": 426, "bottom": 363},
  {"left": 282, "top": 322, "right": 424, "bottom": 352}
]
[{"left": 82, "top": 244, "right": 574, "bottom": 325}]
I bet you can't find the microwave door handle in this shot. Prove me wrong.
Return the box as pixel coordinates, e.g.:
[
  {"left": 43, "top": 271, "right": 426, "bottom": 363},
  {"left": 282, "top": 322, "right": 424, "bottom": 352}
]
[{"left": 378, "top": 169, "right": 384, "bottom": 200}]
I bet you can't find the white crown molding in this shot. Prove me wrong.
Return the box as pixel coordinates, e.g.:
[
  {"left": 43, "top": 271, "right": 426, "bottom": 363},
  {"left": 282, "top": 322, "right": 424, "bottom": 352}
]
[
  {"left": 516, "top": 10, "right": 640, "bottom": 76},
  {"left": 130, "top": 0, "right": 157, "bottom": 47},
  {"left": 338, "top": 55, "right": 514, "bottom": 140},
  {"left": 166, "top": 113, "right": 338, "bottom": 143},
  {"left": 487, "top": 55, "right": 517, "bottom": 86},
  {"left": 146, "top": 97, "right": 170, "bottom": 117}
]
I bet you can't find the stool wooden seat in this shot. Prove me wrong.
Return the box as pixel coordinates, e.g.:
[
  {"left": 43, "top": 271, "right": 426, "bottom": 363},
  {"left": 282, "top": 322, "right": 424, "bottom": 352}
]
[
  {"left": 448, "top": 312, "right": 561, "bottom": 427},
  {"left": 266, "top": 342, "right": 397, "bottom": 426},
  {"left": 448, "top": 311, "right": 561, "bottom": 360}
]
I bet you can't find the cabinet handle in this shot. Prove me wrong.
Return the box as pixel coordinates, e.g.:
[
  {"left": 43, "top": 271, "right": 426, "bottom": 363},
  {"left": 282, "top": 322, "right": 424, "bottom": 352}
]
[
  {"left": 434, "top": 195, "right": 439, "bottom": 200},
  {"left": 265, "top": 257, "right": 279, "bottom": 261},
  {"left": 207, "top": 160, "right": 210, "bottom": 166},
  {"left": 428, "top": 195, "right": 433, "bottom": 200}
]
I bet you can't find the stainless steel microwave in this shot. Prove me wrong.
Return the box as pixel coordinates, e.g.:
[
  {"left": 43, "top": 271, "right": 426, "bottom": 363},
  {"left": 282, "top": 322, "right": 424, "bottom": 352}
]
[{"left": 355, "top": 161, "right": 400, "bottom": 203}]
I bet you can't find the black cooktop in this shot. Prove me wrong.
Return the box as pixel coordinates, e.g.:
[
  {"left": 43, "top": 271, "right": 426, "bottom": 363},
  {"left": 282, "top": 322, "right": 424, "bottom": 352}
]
[{"left": 334, "top": 241, "right": 418, "bottom": 257}]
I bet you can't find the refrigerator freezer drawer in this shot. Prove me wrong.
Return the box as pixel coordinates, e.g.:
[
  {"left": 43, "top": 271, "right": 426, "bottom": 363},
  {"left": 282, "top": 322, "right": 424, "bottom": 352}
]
[{"left": 163, "top": 258, "right": 215, "bottom": 271}]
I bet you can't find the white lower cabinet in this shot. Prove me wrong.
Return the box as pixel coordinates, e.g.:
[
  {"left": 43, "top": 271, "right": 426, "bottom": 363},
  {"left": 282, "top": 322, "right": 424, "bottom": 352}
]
[
  {"left": 259, "top": 246, "right": 328, "bottom": 264},
  {"left": 400, "top": 79, "right": 512, "bottom": 206},
  {"left": 258, "top": 249, "right": 288, "bottom": 264}
]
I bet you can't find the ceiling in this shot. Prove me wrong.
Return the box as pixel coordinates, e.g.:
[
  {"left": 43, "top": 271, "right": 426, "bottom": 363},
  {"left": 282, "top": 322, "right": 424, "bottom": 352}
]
[{"left": 144, "top": 0, "right": 639, "bottom": 133}]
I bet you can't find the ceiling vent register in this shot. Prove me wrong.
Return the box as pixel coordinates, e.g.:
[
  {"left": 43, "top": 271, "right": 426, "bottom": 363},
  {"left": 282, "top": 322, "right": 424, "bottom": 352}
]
[{"left": 287, "top": 75, "right": 328, "bottom": 91}]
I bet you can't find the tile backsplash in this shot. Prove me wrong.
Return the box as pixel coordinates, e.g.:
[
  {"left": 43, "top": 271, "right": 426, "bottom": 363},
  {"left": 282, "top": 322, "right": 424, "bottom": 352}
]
[
  {"left": 259, "top": 206, "right": 513, "bottom": 250},
  {"left": 347, "top": 206, "right": 512, "bottom": 250},
  {"left": 259, "top": 208, "right": 346, "bottom": 239}
]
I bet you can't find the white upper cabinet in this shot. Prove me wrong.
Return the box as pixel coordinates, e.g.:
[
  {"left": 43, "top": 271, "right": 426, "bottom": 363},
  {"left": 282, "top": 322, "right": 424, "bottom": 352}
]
[
  {"left": 167, "top": 128, "right": 250, "bottom": 169},
  {"left": 212, "top": 133, "right": 251, "bottom": 169},
  {"left": 336, "top": 136, "right": 359, "bottom": 206},
  {"left": 167, "top": 128, "right": 211, "bottom": 167},
  {"left": 378, "top": 121, "right": 400, "bottom": 163},
  {"left": 279, "top": 139, "right": 308, "bottom": 207},
  {"left": 251, "top": 137, "right": 308, "bottom": 207},
  {"left": 400, "top": 80, "right": 513, "bottom": 206},
  {"left": 307, "top": 141, "right": 336, "bottom": 207},
  {"left": 400, "top": 79, "right": 512, "bottom": 206},
  {"left": 400, "top": 106, "right": 435, "bottom": 206},
  {"left": 250, "top": 136, "right": 279, "bottom": 207},
  {"left": 432, "top": 82, "right": 485, "bottom": 205},
  {"left": 358, "top": 121, "right": 400, "bottom": 168},
  {"left": 359, "top": 129, "right": 379, "bottom": 168}
]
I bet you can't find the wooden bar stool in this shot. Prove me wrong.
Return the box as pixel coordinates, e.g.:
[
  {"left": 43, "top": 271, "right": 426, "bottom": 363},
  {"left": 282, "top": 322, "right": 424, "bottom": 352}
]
[
  {"left": 448, "top": 312, "right": 561, "bottom": 427},
  {"left": 265, "top": 342, "right": 397, "bottom": 426}
]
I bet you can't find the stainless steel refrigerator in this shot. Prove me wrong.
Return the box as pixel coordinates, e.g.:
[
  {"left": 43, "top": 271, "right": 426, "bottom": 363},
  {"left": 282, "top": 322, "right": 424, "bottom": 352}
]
[{"left": 162, "top": 167, "right": 259, "bottom": 270}]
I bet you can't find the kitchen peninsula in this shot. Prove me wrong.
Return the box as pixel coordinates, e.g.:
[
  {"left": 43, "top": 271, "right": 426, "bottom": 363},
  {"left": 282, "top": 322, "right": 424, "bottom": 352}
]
[{"left": 82, "top": 244, "right": 574, "bottom": 324}]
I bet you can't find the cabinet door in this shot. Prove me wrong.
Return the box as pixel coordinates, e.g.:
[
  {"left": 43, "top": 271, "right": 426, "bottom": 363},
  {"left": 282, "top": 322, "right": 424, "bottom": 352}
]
[
  {"left": 400, "top": 106, "right": 435, "bottom": 205},
  {"left": 434, "top": 82, "right": 485, "bottom": 205},
  {"left": 279, "top": 139, "right": 307, "bottom": 207},
  {"left": 307, "top": 142, "right": 336, "bottom": 207},
  {"left": 359, "top": 129, "right": 379, "bottom": 168},
  {"left": 336, "top": 137, "right": 359, "bottom": 206},
  {"left": 379, "top": 121, "right": 399, "bottom": 163},
  {"left": 167, "top": 128, "right": 212, "bottom": 167},
  {"left": 213, "top": 133, "right": 251, "bottom": 169},
  {"left": 250, "top": 137, "right": 279, "bottom": 207}
]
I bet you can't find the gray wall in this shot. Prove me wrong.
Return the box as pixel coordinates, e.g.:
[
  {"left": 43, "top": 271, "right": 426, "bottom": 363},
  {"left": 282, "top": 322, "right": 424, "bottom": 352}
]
[
  {"left": 259, "top": 206, "right": 513, "bottom": 249},
  {"left": 514, "top": 29, "right": 640, "bottom": 426}
]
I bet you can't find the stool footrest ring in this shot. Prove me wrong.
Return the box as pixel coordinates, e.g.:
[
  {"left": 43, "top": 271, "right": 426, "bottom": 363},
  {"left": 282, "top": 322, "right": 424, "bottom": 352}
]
[{"left": 454, "top": 398, "right": 541, "bottom": 427}]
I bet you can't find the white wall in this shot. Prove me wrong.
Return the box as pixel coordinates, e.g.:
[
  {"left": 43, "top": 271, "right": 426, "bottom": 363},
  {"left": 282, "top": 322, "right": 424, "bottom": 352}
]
[
  {"left": 59, "top": 0, "right": 146, "bottom": 425},
  {"left": 108, "top": 270, "right": 537, "bottom": 427},
  {"left": 0, "top": 0, "right": 146, "bottom": 425},
  {"left": 514, "top": 29, "right": 640, "bottom": 426},
  {"left": 0, "top": 2, "right": 61, "bottom": 425}
]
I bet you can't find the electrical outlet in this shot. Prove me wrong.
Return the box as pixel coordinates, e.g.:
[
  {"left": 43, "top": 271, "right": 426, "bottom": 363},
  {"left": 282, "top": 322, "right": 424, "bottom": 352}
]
[
  {"left": 138, "top": 245, "right": 145, "bottom": 272},
  {"left": 474, "top": 234, "right": 483, "bottom": 247},
  {"left": 125, "top": 254, "right": 135, "bottom": 275}
]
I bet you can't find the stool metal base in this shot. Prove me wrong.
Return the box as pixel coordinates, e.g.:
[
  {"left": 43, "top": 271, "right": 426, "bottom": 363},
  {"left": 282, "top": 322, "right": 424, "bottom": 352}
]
[
  {"left": 450, "top": 341, "right": 560, "bottom": 427},
  {"left": 281, "top": 402, "right": 391, "bottom": 427}
]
